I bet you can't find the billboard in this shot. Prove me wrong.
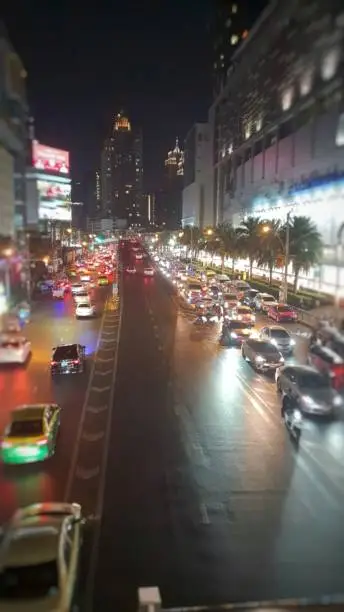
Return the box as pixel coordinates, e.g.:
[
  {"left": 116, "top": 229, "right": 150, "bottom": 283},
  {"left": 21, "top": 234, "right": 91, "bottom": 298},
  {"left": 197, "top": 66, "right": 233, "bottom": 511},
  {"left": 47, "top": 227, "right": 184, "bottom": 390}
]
[
  {"left": 37, "top": 180, "right": 71, "bottom": 221},
  {"left": 32, "top": 141, "right": 69, "bottom": 175}
]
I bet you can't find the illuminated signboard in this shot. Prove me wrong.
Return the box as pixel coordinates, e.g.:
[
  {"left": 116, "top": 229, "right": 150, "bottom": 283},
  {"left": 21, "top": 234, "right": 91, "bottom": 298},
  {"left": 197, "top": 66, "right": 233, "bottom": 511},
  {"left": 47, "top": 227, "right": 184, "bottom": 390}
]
[
  {"left": 32, "top": 141, "right": 69, "bottom": 175},
  {"left": 37, "top": 180, "right": 71, "bottom": 221}
]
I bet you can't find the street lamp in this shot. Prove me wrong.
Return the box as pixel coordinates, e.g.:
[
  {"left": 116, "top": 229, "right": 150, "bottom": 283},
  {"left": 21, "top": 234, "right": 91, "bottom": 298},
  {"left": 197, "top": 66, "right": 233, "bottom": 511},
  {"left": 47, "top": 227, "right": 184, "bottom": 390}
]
[{"left": 206, "top": 228, "right": 213, "bottom": 236}]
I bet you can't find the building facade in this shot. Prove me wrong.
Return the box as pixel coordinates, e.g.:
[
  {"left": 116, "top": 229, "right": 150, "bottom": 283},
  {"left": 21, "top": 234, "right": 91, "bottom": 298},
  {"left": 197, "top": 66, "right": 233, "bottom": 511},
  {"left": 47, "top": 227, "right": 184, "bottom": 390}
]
[
  {"left": 159, "top": 138, "right": 184, "bottom": 229},
  {"left": 100, "top": 112, "right": 143, "bottom": 229},
  {"left": 212, "top": 0, "right": 344, "bottom": 293},
  {"left": 0, "top": 22, "right": 28, "bottom": 236},
  {"left": 182, "top": 122, "right": 213, "bottom": 229}
]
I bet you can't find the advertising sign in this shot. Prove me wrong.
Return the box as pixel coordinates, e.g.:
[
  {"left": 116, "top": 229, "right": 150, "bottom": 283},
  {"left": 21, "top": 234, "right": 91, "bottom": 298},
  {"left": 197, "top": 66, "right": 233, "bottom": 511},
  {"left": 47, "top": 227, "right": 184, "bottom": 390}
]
[
  {"left": 37, "top": 180, "right": 71, "bottom": 221},
  {"left": 32, "top": 141, "right": 69, "bottom": 175}
]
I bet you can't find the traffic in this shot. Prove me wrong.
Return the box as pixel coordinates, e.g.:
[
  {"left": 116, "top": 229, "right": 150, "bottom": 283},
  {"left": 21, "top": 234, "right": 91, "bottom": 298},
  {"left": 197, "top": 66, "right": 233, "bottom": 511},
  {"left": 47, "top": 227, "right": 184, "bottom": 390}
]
[{"left": 0, "top": 243, "right": 116, "bottom": 609}]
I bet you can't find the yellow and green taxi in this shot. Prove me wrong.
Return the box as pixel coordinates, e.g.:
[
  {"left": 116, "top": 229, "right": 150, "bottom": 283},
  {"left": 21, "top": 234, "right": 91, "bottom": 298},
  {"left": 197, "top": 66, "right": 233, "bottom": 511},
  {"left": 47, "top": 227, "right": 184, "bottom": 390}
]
[{"left": 1, "top": 404, "right": 61, "bottom": 464}]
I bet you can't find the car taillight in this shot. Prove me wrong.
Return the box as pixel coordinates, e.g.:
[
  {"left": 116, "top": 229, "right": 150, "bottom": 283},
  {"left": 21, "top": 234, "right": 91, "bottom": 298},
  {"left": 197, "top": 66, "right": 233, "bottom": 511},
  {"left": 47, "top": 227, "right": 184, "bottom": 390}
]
[
  {"left": 51, "top": 360, "right": 57, "bottom": 366},
  {"left": 73, "top": 359, "right": 80, "bottom": 364},
  {"left": 37, "top": 438, "right": 48, "bottom": 446}
]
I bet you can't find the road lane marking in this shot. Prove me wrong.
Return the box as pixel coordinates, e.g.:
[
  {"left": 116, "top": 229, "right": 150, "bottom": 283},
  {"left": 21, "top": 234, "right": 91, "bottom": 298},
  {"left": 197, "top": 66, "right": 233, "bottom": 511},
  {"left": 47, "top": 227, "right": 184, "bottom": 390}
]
[
  {"left": 90, "top": 386, "right": 111, "bottom": 393},
  {"left": 85, "top": 268, "right": 123, "bottom": 608},
  {"left": 86, "top": 405, "right": 108, "bottom": 414},
  {"left": 82, "top": 431, "right": 105, "bottom": 442},
  {"left": 93, "top": 369, "right": 113, "bottom": 377},
  {"left": 96, "top": 356, "right": 114, "bottom": 363},
  {"left": 75, "top": 467, "right": 100, "bottom": 480},
  {"left": 199, "top": 502, "right": 210, "bottom": 525}
]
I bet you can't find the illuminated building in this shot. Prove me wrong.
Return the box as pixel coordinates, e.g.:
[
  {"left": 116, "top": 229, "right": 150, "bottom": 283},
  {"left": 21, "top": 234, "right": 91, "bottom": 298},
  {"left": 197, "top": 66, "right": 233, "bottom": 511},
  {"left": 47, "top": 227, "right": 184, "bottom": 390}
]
[
  {"left": 212, "top": 0, "right": 262, "bottom": 96},
  {"left": 0, "top": 22, "right": 28, "bottom": 236},
  {"left": 100, "top": 111, "right": 143, "bottom": 228},
  {"left": 212, "top": 0, "right": 344, "bottom": 294},
  {"left": 182, "top": 123, "right": 213, "bottom": 229},
  {"left": 158, "top": 138, "right": 184, "bottom": 229}
]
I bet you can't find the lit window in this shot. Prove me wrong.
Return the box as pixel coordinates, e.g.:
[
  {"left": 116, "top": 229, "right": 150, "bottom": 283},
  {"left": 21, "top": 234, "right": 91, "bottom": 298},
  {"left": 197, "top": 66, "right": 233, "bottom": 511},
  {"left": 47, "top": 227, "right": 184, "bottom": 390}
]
[
  {"left": 336, "top": 113, "right": 344, "bottom": 146},
  {"left": 244, "top": 124, "right": 251, "bottom": 140},
  {"left": 300, "top": 68, "right": 313, "bottom": 96},
  {"left": 232, "top": 3, "right": 237, "bottom": 13},
  {"left": 230, "top": 34, "right": 239, "bottom": 45},
  {"left": 256, "top": 116, "right": 262, "bottom": 131},
  {"left": 282, "top": 87, "right": 294, "bottom": 111},
  {"left": 226, "top": 18, "right": 232, "bottom": 27},
  {"left": 227, "top": 144, "right": 233, "bottom": 155},
  {"left": 321, "top": 48, "right": 340, "bottom": 81},
  {"left": 220, "top": 53, "right": 224, "bottom": 60}
]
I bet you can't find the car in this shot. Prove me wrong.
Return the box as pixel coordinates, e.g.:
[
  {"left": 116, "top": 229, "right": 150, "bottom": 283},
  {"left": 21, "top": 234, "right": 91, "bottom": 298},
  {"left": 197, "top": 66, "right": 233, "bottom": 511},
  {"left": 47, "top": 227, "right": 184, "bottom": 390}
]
[
  {"left": 259, "top": 325, "right": 295, "bottom": 354},
  {"left": 0, "top": 336, "right": 31, "bottom": 365},
  {"left": 242, "top": 338, "right": 284, "bottom": 371},
  {"left": 268, "top": 303, "right": 298, "bottom": 322},
  {"left": 75, "top": 302, "right": 96, "bottom": 318},
  {"left": 1, "top": 404, "right": 61, "bottom": 464},
  {"left": 208, "top": 285, "right": 222, "bottom": 299},
  {"left": 275, "top": 364, "right": 342, "bottom": 415},
  {"left": 71, "top": 283, "right": 84, "bottom": 295},
  {"left": 98, "top": 275, "right": 109, "bottom": 286},
  {"left": 222, "top": 292, "right": 240, "bottom": 310},
  {"left": 0, "top": 502, "right": 83, "bottom": 608},
  {"left": 80, "top": 273, "right": 91, "bottom": 282},
  {"left": 221, "top": 320, "right": 253, "bottom": 346},
  {"left": 73, "top": 290, "right": 90, "bottom": 304},
  {"left": 231, "top": 305, "right": 255, "bottom": 325},
  {"left": 51, "top": 343, "right": 86, "bottom": 375},
  {"left": 52, "top": 285, "right": 67, "bottom": 299},
  {"left": 143, "top": 266, "right": 154, "bottom": 276},
  {"left": 126, "top": 264, "right": 136, "bottom": 274},
  {"left": 253, "top": 292, "right": 277, "bottom": 312},
  {"left": 135, "top": 252, "right": 143, "bottom": 260},
  {"left": 242, "top": 289, "right": 259, "bottom": 307}
]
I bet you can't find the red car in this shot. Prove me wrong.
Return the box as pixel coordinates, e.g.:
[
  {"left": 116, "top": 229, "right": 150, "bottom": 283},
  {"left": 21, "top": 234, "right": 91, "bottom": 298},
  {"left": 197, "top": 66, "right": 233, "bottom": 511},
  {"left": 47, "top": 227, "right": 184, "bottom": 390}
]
[{"left": 268, "top": 303, "right": 297, "bottom": 322}]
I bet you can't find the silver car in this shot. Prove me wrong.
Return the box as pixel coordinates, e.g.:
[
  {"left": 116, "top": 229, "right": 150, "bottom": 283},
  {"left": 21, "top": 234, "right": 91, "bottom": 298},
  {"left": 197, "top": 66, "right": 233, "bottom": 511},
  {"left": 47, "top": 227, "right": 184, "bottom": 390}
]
[
  {"left": 275, "top": 364, "right": 343, "bottom": 415},
  {"left": 242, "top": 338, "right": 284, "bottom": 371},
  {"left": 259, "top": 325, "right": 295, "bottom": 354}
]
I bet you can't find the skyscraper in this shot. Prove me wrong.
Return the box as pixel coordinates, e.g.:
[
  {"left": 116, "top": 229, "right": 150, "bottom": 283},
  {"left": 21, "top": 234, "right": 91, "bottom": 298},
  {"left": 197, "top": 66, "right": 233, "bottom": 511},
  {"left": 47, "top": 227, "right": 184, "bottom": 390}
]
[
  {"left": 157, "top": 138, "right": 184, "bottom": 229},
  {"left": 212, "top": 1, "right": 264, "bottom": 95},
  {"left": 100, "top": 112, "right": 143, "bottom": 228}
]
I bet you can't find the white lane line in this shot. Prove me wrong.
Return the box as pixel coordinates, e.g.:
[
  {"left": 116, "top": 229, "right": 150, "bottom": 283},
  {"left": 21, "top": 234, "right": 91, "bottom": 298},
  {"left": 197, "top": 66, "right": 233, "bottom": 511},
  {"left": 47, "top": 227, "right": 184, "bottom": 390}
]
[
  {"left": 82, "top": 431, "right": 105, "bottom": 442},
  {"left": 91, "top": 386, "right": 111, "bottom": 393},
  {"left": 64, "top": 301, "right": 109, "bottom": 501},
  {"left": 85, "top": 269, "right": 124, "bottom": 605},
  {"left": 75, "top": 466, "right": 100, "bottom": 480},
  {"left": 96, "top": 357, "right": 114, "bottom": 363},
  {"left": 199, "top": 502, "right": 211, "bottom": 525},
  {"left": 93, "top": 370, "right": 113, "bottom": 377},
  {"left": 86, "top": 405, "right": 108, "bottom": 414}
]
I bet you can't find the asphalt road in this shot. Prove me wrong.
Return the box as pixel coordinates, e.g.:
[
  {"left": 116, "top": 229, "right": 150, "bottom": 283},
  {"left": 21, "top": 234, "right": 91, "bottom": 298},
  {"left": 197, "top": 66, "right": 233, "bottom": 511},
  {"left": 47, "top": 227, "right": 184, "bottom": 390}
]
[
  {"left": 0, "top": 283, "right": 110, "bottom": 524},
  {"left": 93, "top": 258, "right": 344, "bottom": 612}
]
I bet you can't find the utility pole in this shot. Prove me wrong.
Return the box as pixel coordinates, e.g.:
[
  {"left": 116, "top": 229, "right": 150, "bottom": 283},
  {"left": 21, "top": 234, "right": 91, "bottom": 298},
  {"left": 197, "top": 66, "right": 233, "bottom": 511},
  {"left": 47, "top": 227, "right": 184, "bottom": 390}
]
[{"left": 283, "top": 211, "right": 291, "bottom": 302}]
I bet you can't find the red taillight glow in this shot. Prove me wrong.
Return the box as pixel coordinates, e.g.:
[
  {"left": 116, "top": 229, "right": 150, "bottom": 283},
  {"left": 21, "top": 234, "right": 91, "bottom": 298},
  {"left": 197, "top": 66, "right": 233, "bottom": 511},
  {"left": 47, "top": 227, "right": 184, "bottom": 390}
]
[
  {"left": 73, "top": 359, "right": 80, "bottom": 364},
  {"left": 51, "top": 360, "right": 57, "bottom": 366}
]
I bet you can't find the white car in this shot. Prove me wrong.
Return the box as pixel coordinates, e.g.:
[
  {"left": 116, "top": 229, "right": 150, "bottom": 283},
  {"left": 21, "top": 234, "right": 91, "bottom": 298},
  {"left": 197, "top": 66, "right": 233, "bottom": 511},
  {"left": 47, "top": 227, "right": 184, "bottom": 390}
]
[
  {"left": 0, "top": 502, "right": 83, "bottom": 611},
  {"left": 74, "top": 291, "right": 90, "bottom": 304},
  {"left": 0, "top": 336, "right": 31, "bottom": 364},
  {"left": 52, "top": 286, "right": 66, "bottom": 299},
  {"left": 71, "top": 283, "right": 84, "bottom": 295},
  {"left": 80, "top": 273, "right": 91, "bottom": 282},
  {"left": 76, "top": 302, "right": 96, "bottom": 318},
  {"left": 254, "top": 292, "right": 277, "bottom": 312}
]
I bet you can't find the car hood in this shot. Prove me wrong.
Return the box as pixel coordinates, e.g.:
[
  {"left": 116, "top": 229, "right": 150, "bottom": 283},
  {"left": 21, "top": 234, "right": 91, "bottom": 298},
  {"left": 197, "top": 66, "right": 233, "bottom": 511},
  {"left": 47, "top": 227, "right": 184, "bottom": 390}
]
[{"left": 301, "top": 387, "right": 335, "bottom": 404}]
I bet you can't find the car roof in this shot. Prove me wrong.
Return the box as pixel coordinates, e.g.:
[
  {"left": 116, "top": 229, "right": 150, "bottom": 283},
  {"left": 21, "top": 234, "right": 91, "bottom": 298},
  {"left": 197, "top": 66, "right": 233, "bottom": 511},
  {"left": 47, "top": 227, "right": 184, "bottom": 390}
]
[
  {"left": 2, "top": 524, "right": 60, "bottom": 567},
  {"left": 283, "top": 364, "right": 319, "bottom": 374},
  {"left": 258, "top": 292, "right": 274, "bottom": 297},
  {"left": 12, "top": 405, "right": 46, "bottom": 421},
  {"left": 268, "top": 325, "right": 289, "bottom": 331}
]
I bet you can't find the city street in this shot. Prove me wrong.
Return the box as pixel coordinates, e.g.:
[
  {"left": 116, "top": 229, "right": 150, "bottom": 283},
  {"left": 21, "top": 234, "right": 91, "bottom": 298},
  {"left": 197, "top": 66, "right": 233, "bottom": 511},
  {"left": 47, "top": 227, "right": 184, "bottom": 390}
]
[
  {"left": 0, "top": 284, "right": 110, "bottom": 523},
  {"left": 93, "top": 260, "right": 344, "bottom": 611}
]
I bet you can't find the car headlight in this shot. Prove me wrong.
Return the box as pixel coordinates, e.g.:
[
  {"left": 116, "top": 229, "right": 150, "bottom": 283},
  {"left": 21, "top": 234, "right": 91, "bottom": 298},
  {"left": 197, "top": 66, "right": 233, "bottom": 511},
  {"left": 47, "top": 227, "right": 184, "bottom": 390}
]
[
  {"left": 230, "top": 332, "right": 238, "bottom": 338},
  {"left": 224, "top": 302, "right": 228, "bottom": 308},
  {"left": 293, "top": 409, "right": 302, "bottom": 422},
  {"left": 302, "top": 395, "right": 317, "bottom": 407},
  {"left": 271, "top": 339, "right": 277, "bottom": 346},
  {"left": 333, "top": 395, "right": 343, "bottom": 407},
  {"left": 290, "top": 338, "right": 295, "bottom": 346},
  {"left": 256, "top": 355, "right": 266, "bottom": 362}
]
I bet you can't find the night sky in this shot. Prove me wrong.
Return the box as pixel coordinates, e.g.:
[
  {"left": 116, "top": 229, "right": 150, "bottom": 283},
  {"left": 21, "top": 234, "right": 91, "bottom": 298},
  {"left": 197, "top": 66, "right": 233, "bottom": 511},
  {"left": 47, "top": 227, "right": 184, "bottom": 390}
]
[{"left": 3, "top": 1, "right": 264, "bottom": 192}]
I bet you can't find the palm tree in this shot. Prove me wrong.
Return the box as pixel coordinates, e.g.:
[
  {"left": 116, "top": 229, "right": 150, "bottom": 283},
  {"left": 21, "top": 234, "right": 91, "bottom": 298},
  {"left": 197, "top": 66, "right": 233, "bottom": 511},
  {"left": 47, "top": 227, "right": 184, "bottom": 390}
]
[
  {"left": 257, "top": 219, "right": 283, "bottom": 285},
  {"left": 285, "top": 216, "right": 322, "bottom": 292},
  {"left": 179, "top": 226, "right": 202, "bottom": 258},
  {"left": 236, "top": 216, "right": 263, "bottom": 279},
  {"left": 215, "top": 222, "right": 239, "bottom": 271}
]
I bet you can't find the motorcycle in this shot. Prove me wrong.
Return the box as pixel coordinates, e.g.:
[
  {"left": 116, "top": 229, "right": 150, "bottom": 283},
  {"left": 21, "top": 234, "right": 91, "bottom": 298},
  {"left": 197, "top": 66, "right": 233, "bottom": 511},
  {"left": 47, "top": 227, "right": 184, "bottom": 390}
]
[{"left": 283, "top": 406, "right": 303, "bottom": 442}]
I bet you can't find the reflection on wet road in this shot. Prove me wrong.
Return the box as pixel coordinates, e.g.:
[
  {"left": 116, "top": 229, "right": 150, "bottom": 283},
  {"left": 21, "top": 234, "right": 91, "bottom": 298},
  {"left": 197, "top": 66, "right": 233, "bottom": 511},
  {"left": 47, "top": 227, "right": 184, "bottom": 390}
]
[{"left": 94, "top": 264, "right": 344, "bottom": 611}]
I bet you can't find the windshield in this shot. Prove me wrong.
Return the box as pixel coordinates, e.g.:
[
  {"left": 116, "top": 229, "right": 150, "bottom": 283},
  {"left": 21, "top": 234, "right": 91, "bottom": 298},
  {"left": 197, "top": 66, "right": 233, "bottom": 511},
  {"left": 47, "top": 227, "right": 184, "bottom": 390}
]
[
  {"left": 270, "top": 329, "right": 289, "bottom": 338},
  {"left": 237, "top": 307, "right": 250, "bottom": 314},
  {"left": 188, "top": 284, "right": 202, "bottom": 291},
  {"left": 250, "top": 340, "right": 278, "bottom": 353},
  {"left": 298, "top": 372, "right": 330, "bottom": 389},
  {"left": 224, "top": 294, "right": 237, "bottom": 301},
  {"left": 54, "top": 345, "right": 78, "bottom": 360},
  {"left": 261, "top": 295, "right": 274, "bottom": 302},
  {"left": 9, "top": 419, "right": 43, "bottom": 437},
  {"left": 0, "top": 560, "right": 58, "bottom": 599},
  {"left": 277, "top": 305, "right": 292, "bottom": 312},
  {"left": 78, "top": 303, "right": 90, "bottom": 308}
]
